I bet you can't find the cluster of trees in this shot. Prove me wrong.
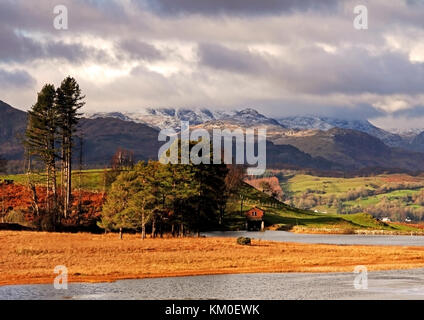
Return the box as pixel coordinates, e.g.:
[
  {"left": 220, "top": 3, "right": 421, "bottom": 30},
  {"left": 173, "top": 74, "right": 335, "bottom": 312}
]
[
  {"left": 364, "top": 198, "right": 424, "bottom": 222},
  {"left": 103, "top": 148, "right": 135, "bottom": 188},
  {"left": 98, "top": 160, "right": 245, "bottom": 238},
  {"left": 412, "top": 190, "right": 424, "bottom": 206},
  {"left": 291, "top": 182, "right": 424, "bottom": 211},
  {"left": 24, "top": 77, "right": 85, "bottom": 226},
  {"left": 244, "top": 177, "right": 283, "bottom": 200},
  {"left": 287, "top": 184, "right": 424, "bottom": 221}
]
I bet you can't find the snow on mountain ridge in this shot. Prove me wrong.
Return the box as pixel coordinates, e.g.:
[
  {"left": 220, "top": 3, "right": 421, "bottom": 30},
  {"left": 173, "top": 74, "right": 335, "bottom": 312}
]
[
  {"left": 278, "top": 116, "right": 404, "bottom": 147},
  {"left": 85, "top": 107, "right": 282, "bottom": 130},
  {"left": 84, "top": 109, "right": 412, "bottom": 148}
]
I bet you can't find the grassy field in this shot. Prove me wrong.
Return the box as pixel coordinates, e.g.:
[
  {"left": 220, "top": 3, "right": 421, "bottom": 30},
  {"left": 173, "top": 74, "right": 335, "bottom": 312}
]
[
  {"left": 1, "top": 169, "right": 106, "bottom": 192},
  {"left": 344, "top": 189, "right": 420, "bottom": 207},
  {"left": 2, "top": 231, "right": 424, "bottom": 286},
  {"left": 262, "top": 209, "right": 424, "bottom": 234},
  {"left": 277, "top": 172, "right": 424, "bottom": 219},
  {"left": 286, "top": 174, "right": 381, "bottom": 195},
  {"left": 285, "top": 173, "right": 424, "bottom": 196},
  {"left": 220, "top": 176, "right": 424, "bottom": 234}
]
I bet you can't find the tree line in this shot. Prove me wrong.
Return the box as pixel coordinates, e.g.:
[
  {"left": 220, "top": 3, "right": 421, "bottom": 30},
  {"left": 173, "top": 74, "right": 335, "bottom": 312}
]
[
  {"left": 24, "top": 76, "right": 85, "bottom": 227},
  {"left": 98, "top": 159, "right": 245, "bottom": 239}
]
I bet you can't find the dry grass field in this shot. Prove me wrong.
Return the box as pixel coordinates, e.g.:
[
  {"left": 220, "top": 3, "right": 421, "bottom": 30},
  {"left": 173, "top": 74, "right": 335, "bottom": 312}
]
[{"left": 1, "top": 231, "right": 424, "bottom": 286}]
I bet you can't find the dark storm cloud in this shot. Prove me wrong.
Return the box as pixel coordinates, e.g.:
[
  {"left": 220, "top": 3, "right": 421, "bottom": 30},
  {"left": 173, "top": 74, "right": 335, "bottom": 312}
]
[
  {"left": 257, "top": 100, "right": 385, "bottom": 120},
  {"left": 142, "top": 0, "right": 340, "bottom": 16},
  {"left": 118, "top": 40, "right": 163, "bottom": 61},
  {"left": 392, "top": 105, "right": 424, "bottom": 118},
  {"left": 281, "top": 48, "right": 424, "bottom": 96},
  {"left": 315, "top": 104, "right": 387, "bottom": 120},
  {"left": 0, "top": 69, "right": 36, "bottom": 88},
  {"left": 198, "top": 43, "right": 269, "bottom": 74},
  {"left": 198, "top": 43, "right": 424, "bottom": 96},
  {"left": 0, "top": 1, "right": 20, "bottom": 24},
  {"left": 0, "top": 29, "right": 44, "bottom": 63},
  {"left": 406, "top": 0, "right": 424, "bottom": 6},
  {"left": 0, "top": 27, "right": 110, "bottom": 63},
  {"left": 1, "top": 0, "right": 423, "bottom": 124}
]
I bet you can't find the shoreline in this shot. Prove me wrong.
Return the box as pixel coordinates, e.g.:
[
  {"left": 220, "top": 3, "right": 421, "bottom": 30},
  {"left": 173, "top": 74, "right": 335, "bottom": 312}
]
[
  {"left": 1, "top": 231, "right": 424, "bottom": 287},
  {"left": 3, "top": 265, "right": 424, "bottom": 287}
]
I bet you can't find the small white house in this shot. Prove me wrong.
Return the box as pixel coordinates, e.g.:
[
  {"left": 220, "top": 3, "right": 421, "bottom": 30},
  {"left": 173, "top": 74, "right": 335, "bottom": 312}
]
[
  {"left": 405, "top": 217, "right": 412, "bottom": 223},
  {"left": 381, "top": 217, "right": 391, "bottom": 222}
]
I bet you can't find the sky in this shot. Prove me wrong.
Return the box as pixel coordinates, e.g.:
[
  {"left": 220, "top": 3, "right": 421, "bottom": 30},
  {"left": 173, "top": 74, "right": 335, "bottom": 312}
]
[{"left": 0, "top": 0, "right": 424, "bottom": 129}]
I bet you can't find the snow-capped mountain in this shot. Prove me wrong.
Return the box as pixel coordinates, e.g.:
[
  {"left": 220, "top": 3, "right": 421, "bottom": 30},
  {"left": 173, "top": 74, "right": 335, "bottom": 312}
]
[
  {"left": 85, "top": 108, "right": 414, "bottom": 148},
  {"left": 387, "top": 128, "right": 424, "bottom": 142},
  {"left": 86, "top": 108, "right": 283, "bottom": 130},
  {"left": 278, "top": 116, "right": 404, "bottom": 147}
]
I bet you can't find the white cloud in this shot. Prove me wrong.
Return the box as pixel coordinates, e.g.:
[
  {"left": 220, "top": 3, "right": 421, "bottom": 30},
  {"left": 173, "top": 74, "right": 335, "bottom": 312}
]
[{"left": 0, "top": 0, "right": 423, "bottom": 129}]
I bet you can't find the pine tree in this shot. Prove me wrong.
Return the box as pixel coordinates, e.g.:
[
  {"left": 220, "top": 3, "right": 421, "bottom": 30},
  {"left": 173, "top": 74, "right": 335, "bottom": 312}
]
[
  {"left": 55, "top": 76, "right": 85, "bottom": 218},
  {"left": 97, "top": 169, "right": 139, "bottom": 237},
  {"left": 190, "top": 161, "right": 228, "bottom": 236},
  {"left": 25, "top": 84, "right": 59, "bottom": 216},
  {"left": 130, "top": 162, "right": 156, "bottom": 239}
]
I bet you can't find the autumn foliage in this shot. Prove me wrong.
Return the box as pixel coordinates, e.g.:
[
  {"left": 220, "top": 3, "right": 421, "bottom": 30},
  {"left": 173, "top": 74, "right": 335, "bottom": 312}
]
[
  {"left": 244, "top": 177, "right": 283, "bottom": 200},
  {"left": 0, "top": 183, "right": 104, "bottom": 228}
]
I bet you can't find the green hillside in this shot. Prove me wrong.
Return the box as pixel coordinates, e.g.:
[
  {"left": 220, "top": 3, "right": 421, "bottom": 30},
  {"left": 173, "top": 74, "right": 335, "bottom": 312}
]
[
  {"left": 2, "top": 170, "right": 424, "bottom": 234},
  {"left": 223, "top": 180, "right": 424, "bottom": 234},
  {"left": 274, "top": 172, "right": 424, "bottom": 222}
]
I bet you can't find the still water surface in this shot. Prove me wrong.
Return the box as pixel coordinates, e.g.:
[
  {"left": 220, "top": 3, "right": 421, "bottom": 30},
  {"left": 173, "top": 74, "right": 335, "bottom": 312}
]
[
  {"left": 1, "top": 269, "right": 424, "bottom": 300},
  {"left": 203, "top": 231, "right": 424, "bottom": 246}
]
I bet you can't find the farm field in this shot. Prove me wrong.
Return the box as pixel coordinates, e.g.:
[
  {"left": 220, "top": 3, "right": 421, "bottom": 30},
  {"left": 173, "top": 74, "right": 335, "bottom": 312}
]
[
  {"left": 285, "top": 173, "right": 424, "bottom": 197},
  {"left": 2, "top": 231, "right": 424, "bottom": 286},
  {"left": 273, "top": 172, "right": 424, "bottom": 223}
]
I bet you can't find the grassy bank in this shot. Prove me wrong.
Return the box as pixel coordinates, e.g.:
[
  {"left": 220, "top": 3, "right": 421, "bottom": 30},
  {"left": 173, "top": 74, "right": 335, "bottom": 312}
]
[{"left": 1, "top": 231, "right": 424, "bottom": 286}]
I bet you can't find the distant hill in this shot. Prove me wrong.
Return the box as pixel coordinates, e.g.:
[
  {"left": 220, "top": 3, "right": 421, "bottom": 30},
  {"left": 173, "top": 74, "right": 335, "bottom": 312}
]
[
  {"left": 0, "top": 102, "right": 340, "bottom": 172},
  {"left": 270, "top": 127, "right": 424, "bottom": 171},
  {"left": 3, "top": 101, "right": 424, "bottom": 173},
  {"left": 87, "top": 108, "right": 420, "bottom": 149},
  {"left": 0, "top": 100, "right": 27, "bottom": 160},
  {"left": 79, "top": 117, "right": 161, "bottom": 166},
  {"left": 278, "top": 116, "right": 404, "bottom": 148},
  {"left": 0, "top": 101, "right": 161, "bottom": 169}
]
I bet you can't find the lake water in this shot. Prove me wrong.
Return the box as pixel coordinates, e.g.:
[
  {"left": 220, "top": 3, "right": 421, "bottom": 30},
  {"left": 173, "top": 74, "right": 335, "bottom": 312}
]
[
  {"left": 1, "top": 231, "right": 424, "bottom": 300},
  {"left": 202, "top": 231, "right": 424, "bottom": 246},
  {"left": 1, "top": 269, "right": 424, "bottom": 300}
]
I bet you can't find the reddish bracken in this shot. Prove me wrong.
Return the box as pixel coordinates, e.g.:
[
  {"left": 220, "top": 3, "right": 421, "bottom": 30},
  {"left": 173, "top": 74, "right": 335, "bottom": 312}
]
[{"left": 0, "top": 183, "right": 105, "bottom": 225}]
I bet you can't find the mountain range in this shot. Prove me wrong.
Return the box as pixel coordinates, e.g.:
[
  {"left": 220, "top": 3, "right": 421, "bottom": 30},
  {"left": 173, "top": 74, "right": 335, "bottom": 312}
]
[
  {"left": 86, "top": 108, "right": 419, "bottom": 147},
  {"left": 3, "top": 100, "right": 424, "bottom": 173},
  {"left": 277, "top": 116, "right": 405, "bottom": 148},
  {"left": 86, "top": 108, "right": 282, "bottom": 131}
]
